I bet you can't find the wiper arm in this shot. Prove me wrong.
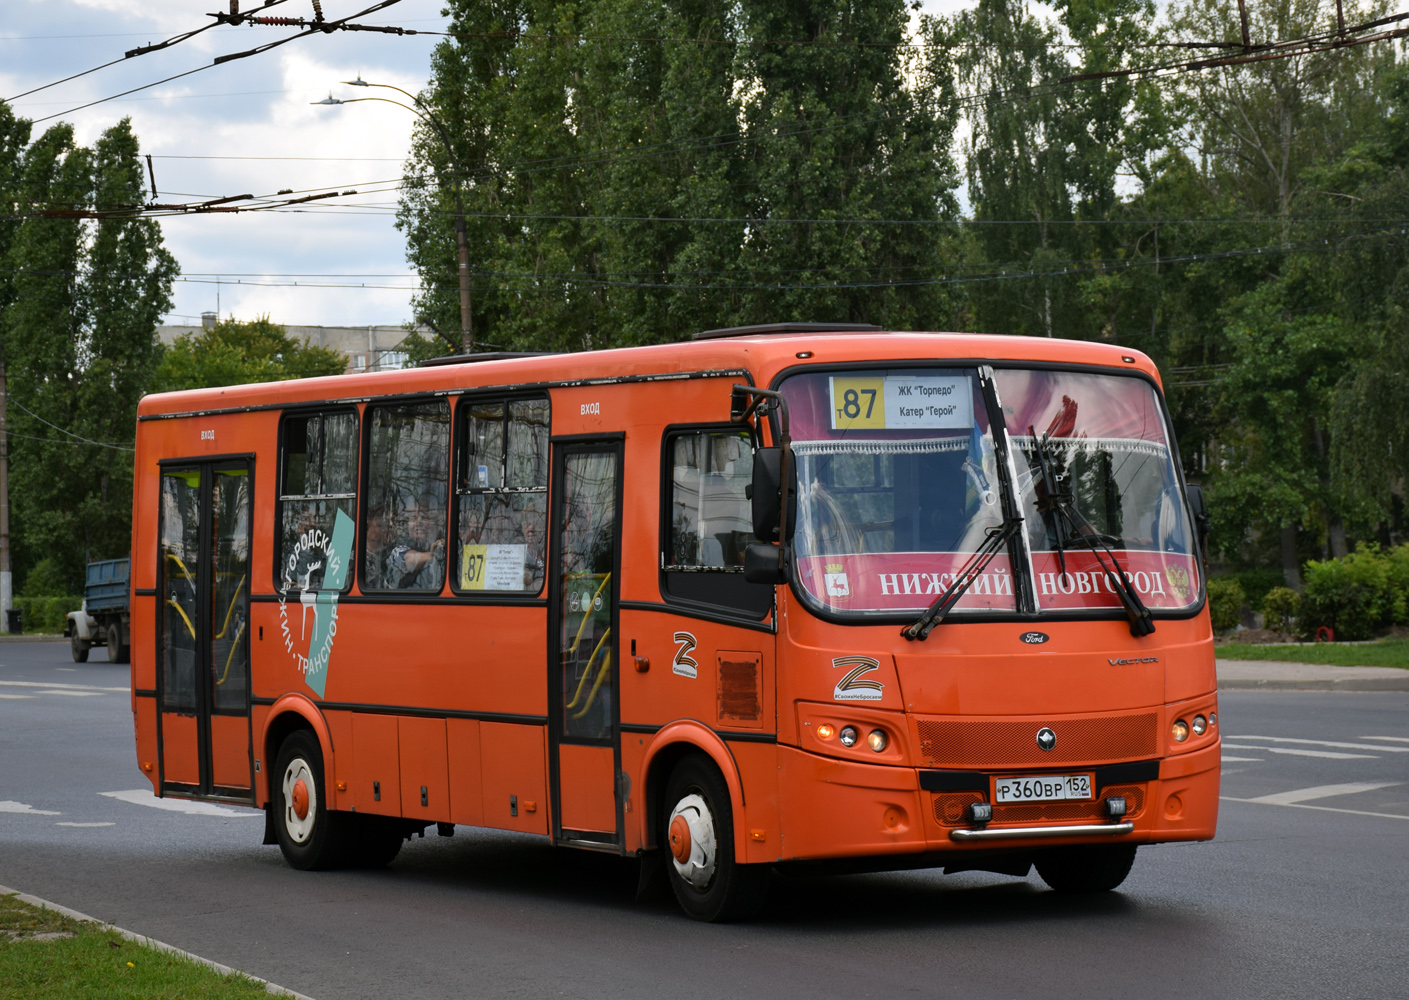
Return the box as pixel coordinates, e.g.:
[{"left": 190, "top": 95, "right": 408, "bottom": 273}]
[
  {"left": 1027, "top": 429, "right": 1155, "bottom": 638},
  {"left": 901, "top": 517, "right": 1024, "bottom": 641}
]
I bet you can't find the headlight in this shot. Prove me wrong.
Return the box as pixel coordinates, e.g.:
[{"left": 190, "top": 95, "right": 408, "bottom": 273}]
[
  {"left": 1192, "top": 714, "right": 1207, "bottom": 736},
  {"left": 1172, "top": 719, "right": 1189, "bottom": 743},
  {"left": 838, "top": 726, "right": 859, "bottom": 748},
  {"left": 866, "top": 729, "right": 888, "bottom": 752}
]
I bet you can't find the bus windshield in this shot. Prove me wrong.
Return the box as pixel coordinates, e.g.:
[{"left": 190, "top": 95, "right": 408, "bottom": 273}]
[{"left": 780, "top": 366, "right": 1200, "bottom": 618}]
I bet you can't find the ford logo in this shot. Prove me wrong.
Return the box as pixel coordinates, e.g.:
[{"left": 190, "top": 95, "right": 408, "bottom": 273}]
[{"left": 1020, "top": 632, "right": 1050, "bottom": 645}]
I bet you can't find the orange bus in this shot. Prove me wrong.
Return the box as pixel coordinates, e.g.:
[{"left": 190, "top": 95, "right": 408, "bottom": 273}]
[{"left": 129, "top": 324, "right": 1219, "bottom": 921}]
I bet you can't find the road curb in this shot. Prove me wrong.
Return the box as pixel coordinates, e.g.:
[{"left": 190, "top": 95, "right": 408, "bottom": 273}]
[
  {"left": 1220, "top": 676, "right": 1409, "bottom": 692},
  {"left": 0, "top": 883, "right": 314, "bottom": 999}
]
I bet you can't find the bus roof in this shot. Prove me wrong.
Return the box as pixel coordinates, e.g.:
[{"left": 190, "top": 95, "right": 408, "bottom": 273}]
[{"left": 135, "top": 331, "right": 1160, "bottom": 420}]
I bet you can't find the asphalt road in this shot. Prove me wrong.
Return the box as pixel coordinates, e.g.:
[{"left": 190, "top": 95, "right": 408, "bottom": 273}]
[{"left": 2, "top": 640, "right": 1407, "bottom": 999}]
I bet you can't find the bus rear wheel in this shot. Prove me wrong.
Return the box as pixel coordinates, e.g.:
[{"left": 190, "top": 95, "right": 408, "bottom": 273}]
[
  {"left": 1035, "top": 843, "right": 1138, "bottom": 893},
  {"left": 273, "top": 731, "right": 349, "bottom": 871},
  {"left": 662, "top": 755, "right": 767, "bottom": 922}
]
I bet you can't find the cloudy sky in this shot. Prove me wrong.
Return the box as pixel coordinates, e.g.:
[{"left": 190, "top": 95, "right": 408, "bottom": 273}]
[{"left": 2, "top": 0, "right": 970, "bottom": 330}]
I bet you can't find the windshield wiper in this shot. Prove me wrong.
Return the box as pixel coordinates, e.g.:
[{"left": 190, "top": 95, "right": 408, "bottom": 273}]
[
  {"left": 1028, "top": 426, "right": 1155, "bottom": 638},
  {"left": 901, "top": 516, "right": 1024, "bottom": 641}
]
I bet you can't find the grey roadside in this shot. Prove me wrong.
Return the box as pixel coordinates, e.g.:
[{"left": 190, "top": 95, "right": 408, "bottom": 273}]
[{"left": 1218, "top": 659, "right": 1409, "bottom": 692}]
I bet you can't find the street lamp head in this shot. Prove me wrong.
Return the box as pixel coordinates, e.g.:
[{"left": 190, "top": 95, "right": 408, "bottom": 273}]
[
  {"left": 342, "top": 75, "right": 371, "bottom": 87},
  {"left": 312, "top": 92, "right": 343, "bottom": 105}
]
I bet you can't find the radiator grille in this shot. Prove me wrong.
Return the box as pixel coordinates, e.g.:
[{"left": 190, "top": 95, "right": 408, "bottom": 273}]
[{"left": 916, "top": 713, "right": 1158, "bottom": 768}]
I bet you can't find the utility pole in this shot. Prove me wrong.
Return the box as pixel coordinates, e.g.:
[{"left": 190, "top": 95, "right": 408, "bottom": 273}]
[{"left": 0, "top": 356, "right": 11, "bottom": 629}]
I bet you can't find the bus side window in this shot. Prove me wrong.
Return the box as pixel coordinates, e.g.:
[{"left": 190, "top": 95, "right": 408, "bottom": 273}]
[
  {"left": 363, "top": 401, "right": 451, "bottom": 592},
  {"left": 661, "top": 427, "right": 772, "bottom": 618},
  {"left": 453, "top": 395, "right": 549, "bottom": 595},
  {"left": 277, "top": 410, "right": 358, "bottom": 593}
]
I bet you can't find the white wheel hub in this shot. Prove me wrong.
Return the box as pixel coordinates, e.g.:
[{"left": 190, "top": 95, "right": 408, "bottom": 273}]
[
  {"left": 667, "top": 793, "right": 716, "bottom": 890},
  {"left": 282, "top": 757, "right": 317, "bottom": 844}
]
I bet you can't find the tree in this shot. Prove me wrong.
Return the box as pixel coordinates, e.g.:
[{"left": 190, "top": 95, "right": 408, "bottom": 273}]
[
  {"left": 154, "top": 316, "right": 347, "bottom": 392},
  {"left": 1, "top": 116, "right": 177, "bottom": 591}
]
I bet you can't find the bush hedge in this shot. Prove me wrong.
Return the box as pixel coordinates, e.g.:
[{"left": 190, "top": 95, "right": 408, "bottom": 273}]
[
  {"left": 1298, "top": 544, "right": 1409, "bottom": 641},
  {"left": 12, "top": 595, "right": 81, "bottom": 634},
  {"left": 1206, "top": 578, "right": 1246, "bottom": 634},
  {"left": 1261, "top": 587, "right": 1301, "bottom": 633}
]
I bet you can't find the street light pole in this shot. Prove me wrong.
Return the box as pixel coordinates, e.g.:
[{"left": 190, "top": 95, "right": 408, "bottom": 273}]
[{"left": 315, "top": 79, "right": 472, "bottom": 353}]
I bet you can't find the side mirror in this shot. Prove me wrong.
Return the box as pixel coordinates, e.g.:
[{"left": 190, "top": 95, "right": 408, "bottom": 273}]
[
  {"left": 749, "top": 447, "right": 795, "bottom": 542},
  {"left": 744, "top": 542, "right": 787, "bottom": 585}
]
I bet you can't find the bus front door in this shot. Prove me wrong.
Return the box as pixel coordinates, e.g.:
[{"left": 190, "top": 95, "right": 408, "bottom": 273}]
[
  {"left": 156, "top": 461, "right": 254, "bottom": 801},
  {"left": 548, "top": 441, "right": 624, "bottom": 850}
]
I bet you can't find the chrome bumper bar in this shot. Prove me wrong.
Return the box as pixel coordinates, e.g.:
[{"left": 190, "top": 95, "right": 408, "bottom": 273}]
[{"left": 950, "top": 821, "right": 1134, "bottom": 842}]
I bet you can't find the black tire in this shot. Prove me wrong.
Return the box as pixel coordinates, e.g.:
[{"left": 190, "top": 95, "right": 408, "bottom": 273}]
[
  {"left": 662, "top": 754, "right": 768, "bottom": 922},
  {"left": 106, "top": 623, "right": 129, "bottom": 663},
  {"left": 70, "top": 633, "right": 89, "bottom": 663},
  {"left": 272, "top": 731, "right": 349, "bottom": 870},
  {"left": 1035, "top": 844, "right": 1138, "bottom": 893},
  {"left": 345, "top": 815, "right": 404, "bottom": 869}
]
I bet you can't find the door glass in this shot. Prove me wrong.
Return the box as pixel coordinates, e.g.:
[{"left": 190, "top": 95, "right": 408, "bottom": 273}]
[
  {"left": 211, "top": 469, "right": 251, "bottom": 712},
  {"left": 160, "top": 469, "right": 201, "bottom": 712},
  {"left": 558, "top": 451, "right": 617, "bottom": 741}
]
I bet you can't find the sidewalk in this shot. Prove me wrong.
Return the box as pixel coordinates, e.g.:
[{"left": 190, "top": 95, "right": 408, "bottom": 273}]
[{"left": 1218, "top": 658, "right": 1409, "bottom": 692}]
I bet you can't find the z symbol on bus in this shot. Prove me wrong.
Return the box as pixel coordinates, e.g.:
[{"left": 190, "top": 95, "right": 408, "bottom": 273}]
[
  {"left": 832, "top": 655, "right": 883, "bottom": 702},
  {"left": 672, "top": 632, "right": 698, "bottom": 679}
]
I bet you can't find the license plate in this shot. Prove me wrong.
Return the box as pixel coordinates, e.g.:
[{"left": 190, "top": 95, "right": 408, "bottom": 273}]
[{"left": 994, "top": 773, "right": 1093, "bottom": 803}]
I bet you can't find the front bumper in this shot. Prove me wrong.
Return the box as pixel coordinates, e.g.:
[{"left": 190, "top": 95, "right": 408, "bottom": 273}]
[{"left": 774, "top": 740, "right": 1220, "bottom": 862}]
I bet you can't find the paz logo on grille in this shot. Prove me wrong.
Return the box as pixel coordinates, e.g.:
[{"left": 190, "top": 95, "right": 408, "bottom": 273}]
[{"left": 1036, "top": 727, "right": 1057, "bottom": 752}]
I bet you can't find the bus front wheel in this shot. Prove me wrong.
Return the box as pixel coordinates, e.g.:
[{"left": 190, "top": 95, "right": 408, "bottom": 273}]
[
  {"left": 662, "top": 755, "right": 767, "bottom": 922},
  {"left": 273, "top": 731, "right": 348, "bottom": 870},
  {"left": 1035, "top": 843, "right": 1138, "bottom": 893}
]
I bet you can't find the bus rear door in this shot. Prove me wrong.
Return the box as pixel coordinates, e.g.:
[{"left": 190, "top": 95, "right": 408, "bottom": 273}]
[
  {"left": 155, "top": 459, "right": 254, "bottom": 800},
  {"left": 549, "top": 439, "right": 624, "bottom": 850}
]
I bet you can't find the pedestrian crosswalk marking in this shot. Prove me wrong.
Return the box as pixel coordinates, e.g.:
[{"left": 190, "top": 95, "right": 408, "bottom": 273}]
[
  {"left": 1222, "top": 744, "right": 1376, "bottom": 760},
  {"left": 100, "top": 790, "right": 260, "bottom": 818},
  {"left": 1231, "top": 735, "right": 1409, "bottom": 753},
  {"left": 0, "top": 680, "right": 126, "bottom": 693},
  {"left": 1360, "top": 736, "right": 1409, "bottom": 744},
  {"left": 1243, "top": 782, "right": 1400, "bottom": 806},
  {"left": 0, "top": 800, "right": 61, "bottom": 816}
]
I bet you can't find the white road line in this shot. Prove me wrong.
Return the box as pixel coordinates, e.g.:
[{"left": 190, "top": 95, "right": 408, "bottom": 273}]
[
  {"left": 36, "top": 690, "right": 105, "bottom": 697},
  {"left": 0, "top": 694, "right": 34, "bottom": 700},
  {"left": 0, "top": 800, "right": 61, "bottom": 816},
  {"left": 1229, "top": 735, "right": 1409, "bottom": 753},
  {"left": 1361, "top": 736, "right": 1409, "bottom": 744},
  {"left": 1221, "top": 756, "right": 1264, "bottom": 762},
  {"left": 0, "top": 679, "right": 127, "bottom": 693},
  {"left": 55, "top": 822, "right": 115, "bottom": 828},
  {"left": 1243, "top": 782, "right": 1400, "bottom": 806},
  {"left": 1222, "top": 797, "right": 1409, "bottom": 821},
  {"left": 1221, "top": 744, "right": 1377, "bottom": 760},
  {"left": 100, "top": 790, "right": 261, "bottom": 818}
]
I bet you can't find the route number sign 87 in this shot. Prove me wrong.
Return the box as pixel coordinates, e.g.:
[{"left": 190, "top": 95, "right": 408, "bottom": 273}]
[{"left": 830, "top": 377, "right": 886, "bottom": 430}]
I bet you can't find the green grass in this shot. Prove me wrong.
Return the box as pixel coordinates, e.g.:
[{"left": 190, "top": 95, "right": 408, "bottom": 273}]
[
  {"left": 0, "top": 894, "right": 271, "bottom": 1000},
  {"left": 1216, "top": 638, "right": 1409, "bottom": 669}
]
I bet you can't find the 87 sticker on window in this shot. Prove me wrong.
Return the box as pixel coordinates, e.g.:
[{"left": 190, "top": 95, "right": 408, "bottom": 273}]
[{"left": 829, "top": 374, "right": 973, "bottom": 431}]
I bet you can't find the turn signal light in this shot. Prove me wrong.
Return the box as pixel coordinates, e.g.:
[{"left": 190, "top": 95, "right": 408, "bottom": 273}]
[
  {"left": 817, "top": 723, "right": 835, "bottom": 740},
  {"left": 839, "top": 726, "right": 859, "bottom": 748},
  {"left": 1172, "top": 719, "right": 1189, "bottom": 743},
  {"left": 866, "top": 729, "right": 888, "bottom": 753}
]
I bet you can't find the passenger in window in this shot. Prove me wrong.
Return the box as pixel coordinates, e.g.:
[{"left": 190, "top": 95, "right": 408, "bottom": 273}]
[
  {"left": 363, "top": 510, "right": 393, "bottom": 590},
  {"left": 388, "top": 495, "right": 445, "bottom": 590}
]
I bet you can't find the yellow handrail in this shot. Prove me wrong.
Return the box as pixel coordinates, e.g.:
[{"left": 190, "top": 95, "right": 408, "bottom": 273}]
[
  {"left": 565, "top": 627, "right": 611, "bottom": 711},
  {"left": 214, "top": 575, "right": 245, "bottom": 639},
  {"left": 567, "top": 572, "right": 612, "bottom": 654},
  {"left": 572, "top": 648, "right": 612, "bottom": 720},
  {"left": 215, "top": 620, "right": 246, "bottom": 686},
  {"left": 165, "top": 552, "right": 195, "bottom": 586},
  {"left": 166, "top": 598, "right": 196, "bottom": 639}
]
